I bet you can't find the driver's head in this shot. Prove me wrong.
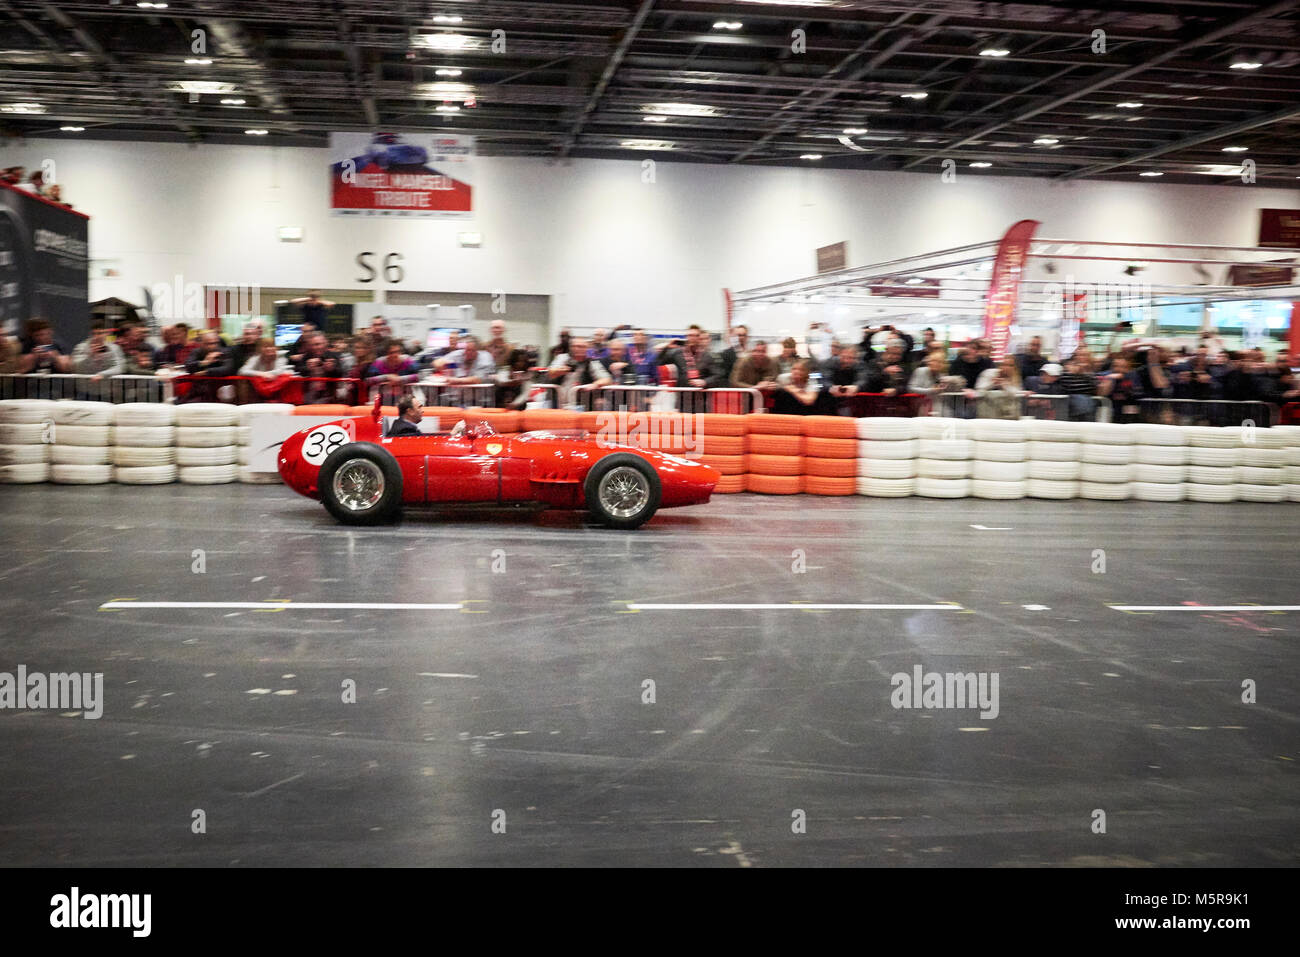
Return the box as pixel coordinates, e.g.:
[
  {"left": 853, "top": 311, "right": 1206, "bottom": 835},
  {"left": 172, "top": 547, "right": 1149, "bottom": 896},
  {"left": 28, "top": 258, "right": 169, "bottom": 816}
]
[{"left": 397, "top": 394, "right": 423, "bottom": 423}]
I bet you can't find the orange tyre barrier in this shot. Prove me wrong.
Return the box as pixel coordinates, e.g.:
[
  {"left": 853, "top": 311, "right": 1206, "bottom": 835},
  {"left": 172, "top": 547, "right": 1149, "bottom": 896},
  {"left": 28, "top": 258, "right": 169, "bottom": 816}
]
[
  {"left": 523, "top": 408, "right": 580, "bottom": 431},
  {"left": 745, "top": 473, "right": 803, "bottom": 494},
  {"left": 746, "top": 433, "right": 803, "bottom": 456},
  {"left": 700, "top": 454, "right": 746, "bottom": 475},
  {"left": 744, "top": 453, "right": 804, "bottom": 477},
  {"left": 293, "top": 404, "right": 350, "bottom": 416},
  {"left": 700, "top": 434, "right": 746, "bottom": 456},
  {"left": 804, "top": 475, "right": 857, "bottom": 496},
  {"left": 714, "top": 473, "right": 747, "bottom": 493},
  {"left": 698, "top": 413, "right": 747, "bottom": 437},
  {"left": 803, "top": 436, "right": 857, "bottom": 459},
  {"left": 745, "top": 413, "right": 803, "bottom": 435},
  {"left": 802, "top": 415, "right": 857, "bottom": 438},
  {"left": 804, "top": 456, "right": 857, "bottom": 478}
]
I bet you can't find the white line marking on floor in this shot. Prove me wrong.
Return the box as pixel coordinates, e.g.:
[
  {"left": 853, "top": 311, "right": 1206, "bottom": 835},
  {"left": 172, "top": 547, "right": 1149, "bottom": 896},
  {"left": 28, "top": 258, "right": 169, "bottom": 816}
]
[
  {"left": 970, "top": 525, "right": 1013, "bottom": 531},
  {"left": 100, "top": 601, "right": 465, "bottom": 611},
  {"left": 625, "top": 603, "right": 964, "bottom": 611},
  {"left": 1109, "top": 605, "right": 1300, "bottom": 612}
]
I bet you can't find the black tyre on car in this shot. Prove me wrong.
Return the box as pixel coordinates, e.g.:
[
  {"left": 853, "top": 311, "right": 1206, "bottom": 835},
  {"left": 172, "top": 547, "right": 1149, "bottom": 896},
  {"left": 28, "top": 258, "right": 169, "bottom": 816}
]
[
  {"left": 318, "top": 442, "right": 404, "bottom": 525},
  {"left": 583, "top": 453, "right": 661, "bottom": 529}
]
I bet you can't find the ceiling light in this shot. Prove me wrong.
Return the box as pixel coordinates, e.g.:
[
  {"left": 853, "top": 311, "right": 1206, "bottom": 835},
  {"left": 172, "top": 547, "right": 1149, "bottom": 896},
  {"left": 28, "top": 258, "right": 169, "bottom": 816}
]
[
  {"left": 969, "top": 161, "right": 992, "bottom": 168},
  {"left": 800, "top": 153, "right": 823, "bottom": 160},
  {"left": 1033, "top": 137, "right": 1059, "bottom": 145},
  {"left": 435, "top": 104, "right": 461, "bottom": 112},
  {"left": 59, "top": 125, "right": 85, "bottom": 132},
  {"left": 171, "top": 81, "right": 237, "bottom": 94},
  {"left": 980, "top": 47, "right": 1010, "bottom": 57},
  {"left": 620, "top": 139, "right": 674, "bottom": 150},
  {"left": 184, "top": 58, "right": 212, "bottom": 65},
  {"left": 1116, "top": 101, "right": 1142, "bottom": 108},
  {"left": 642, "top": 115, "right": 668, "bottom": 123},
  {"left": 712, "top": 20, "right": 743, "bottom": 29},
  {"left": 1139, "top": 171, "right": 1163, "bottom": 177},
  {"left": 1229, "top": 59, "right": 1263, "bottom": 70},
  {"left": 1221, "top": 145, "right": 1248, "bottom": 152},
  {"left": 220, "top": 98, "right": 246, "bottom": 105},
  {"left": 422, "top": 81, "right": 474, "bottom": 96},
  {"left": 435, "top": 68, "right": 462, "bottom": 77},
  {"left": 423, "top": 33, "right": 472, "bottom": 50},
  {"left": 433, "top": 14, "right": 463, "bottom": 23},
  {"left": 138, "top": 1, "right": 169, "bottom": 6},
  {"left": 244, "top": 129, "right": 268, "bottom": 135},
  {"left": 905, "top": 277, "right": 925, "bottom": 285},
  {"left": 900, "top": 92, "right": 928, "bottom": 100},
  {"left": 642, "top": 102, "right": 720, "bottom": 117},
  {"left": 0, "top": 103, "right": 44, "bottom": 114},
  {"left": 843, "top": 127, "right": 868, "bottom": 135}
]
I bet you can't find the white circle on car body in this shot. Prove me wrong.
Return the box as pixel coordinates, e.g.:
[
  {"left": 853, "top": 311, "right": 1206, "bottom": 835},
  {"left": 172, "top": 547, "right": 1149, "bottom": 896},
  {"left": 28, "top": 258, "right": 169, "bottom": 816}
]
[{"left": 302, "top": 422, "right": 353, "bottom": 466}]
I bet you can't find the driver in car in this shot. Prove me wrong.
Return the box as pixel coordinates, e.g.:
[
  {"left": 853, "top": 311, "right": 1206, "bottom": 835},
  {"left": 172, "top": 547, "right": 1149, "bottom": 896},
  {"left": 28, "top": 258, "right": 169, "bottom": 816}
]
[{"left": 388, "top": 395, "right": 425, "bottom": 437}]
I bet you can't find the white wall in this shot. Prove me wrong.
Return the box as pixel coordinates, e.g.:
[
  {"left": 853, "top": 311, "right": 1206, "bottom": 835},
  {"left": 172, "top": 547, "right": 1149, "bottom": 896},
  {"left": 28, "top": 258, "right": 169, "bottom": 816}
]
[{"left": 4, "top": 138, "right": 1296, "bottom": 342}]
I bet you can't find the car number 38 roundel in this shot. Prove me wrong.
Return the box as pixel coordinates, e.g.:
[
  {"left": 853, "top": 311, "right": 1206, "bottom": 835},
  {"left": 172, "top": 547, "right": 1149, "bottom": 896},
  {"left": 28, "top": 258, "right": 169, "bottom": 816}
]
[{"left": 301, "top": 421, "right": 354, "bottom": 466}]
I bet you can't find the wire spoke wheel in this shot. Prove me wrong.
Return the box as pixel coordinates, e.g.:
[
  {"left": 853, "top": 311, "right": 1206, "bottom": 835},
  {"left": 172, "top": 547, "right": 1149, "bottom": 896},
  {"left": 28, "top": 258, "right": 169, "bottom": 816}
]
[
  {"left": 332, "top": 458, "right": 384, "bottom": 512},
  {"left": 598, "top": 466, "right": 650, "bottom": 519}
]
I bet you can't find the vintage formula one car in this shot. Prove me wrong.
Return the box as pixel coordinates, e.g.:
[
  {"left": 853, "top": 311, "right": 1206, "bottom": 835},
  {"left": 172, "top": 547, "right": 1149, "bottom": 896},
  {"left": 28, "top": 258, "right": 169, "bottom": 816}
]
[{"left": 278, "top": 403, "right": 719, "bottom": 529}]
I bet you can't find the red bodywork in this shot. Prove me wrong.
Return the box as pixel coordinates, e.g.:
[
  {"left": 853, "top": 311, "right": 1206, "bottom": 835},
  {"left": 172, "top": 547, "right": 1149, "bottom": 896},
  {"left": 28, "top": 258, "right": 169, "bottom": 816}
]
[{"left": 278, "top": 411, "right": 718, "bottom": 512}]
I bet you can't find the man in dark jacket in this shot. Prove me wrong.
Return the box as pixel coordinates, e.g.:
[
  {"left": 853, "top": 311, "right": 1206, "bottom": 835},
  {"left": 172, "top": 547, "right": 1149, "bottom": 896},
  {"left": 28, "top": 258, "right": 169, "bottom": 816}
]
[
  {"left": 948, "top": 342, "right": 993, "bottom": 388},
  {"left": 707, "top": 325, "right": 749, "bottom": 388},
  {"left": 387, "top": 394, "right": 425, "bottom": 436}
]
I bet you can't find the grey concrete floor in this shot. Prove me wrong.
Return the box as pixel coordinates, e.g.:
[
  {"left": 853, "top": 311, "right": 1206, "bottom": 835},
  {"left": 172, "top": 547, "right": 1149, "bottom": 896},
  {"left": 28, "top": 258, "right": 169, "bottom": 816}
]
[{"left": 0, "top": 485, "right": 1295, "bottom": 867}]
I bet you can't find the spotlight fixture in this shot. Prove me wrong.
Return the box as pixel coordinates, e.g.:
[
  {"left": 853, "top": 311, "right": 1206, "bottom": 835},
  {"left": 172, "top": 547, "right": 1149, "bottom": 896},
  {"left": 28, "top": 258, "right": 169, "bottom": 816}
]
[
  {"left": 712, "top": 20, "right": 743, "bottom": 30},
  {"left": 435, "top": 104, "right": 461, "bottom": 112},
  {"left": 220, "top": 98, "right": 246, "bottom": 105},
  {"left": 900, "top": 92, "right": 928, "bottom": 100},
  {"left": 800, "top": 153, "right": 823, "bottom": 160},
  {"left": 1229, "top": 57, "right": 1263, "bottom": 70},
  {"left": 843, "top": 127, "right": 868, "bottom": 135},
  {"left": 59, "top": 125, "right": 85, "bottom": 132},
  {"left": 435, "top": 68, "right": 462, "bottom": 77},
  {"left": 1221, "top": 145, "right": 1249, "bottom": 152},
  {"left": 1116, "top": 101, "right": 1143, "bottom": 108},
  {"left": 184, "top": 58, "right": 212, "bottom": 65},
  {"left": 1033, "top": 137, "right": 1059, "bottom": 146},
  {"left": 642, "top": 115, "right": 668, "bottom": 123},
  {"left": 980, "top": 47, "right": 1010, "bottom": 57},
  {"left": 969, "top": 161, "right": 992, "bottom": 168},
  {"left": 1139, "top": 171, "right": 1163, "bottom": 177},
  {"left": 433, "top": 14, "right": 463, "bottom": 23},
  {"left": 244, "top": 128, "right": 268, "bottom": 135}
]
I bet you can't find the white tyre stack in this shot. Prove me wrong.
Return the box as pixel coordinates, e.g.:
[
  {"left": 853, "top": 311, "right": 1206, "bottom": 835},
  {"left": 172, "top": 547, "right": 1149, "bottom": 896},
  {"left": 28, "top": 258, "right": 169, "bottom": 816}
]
[
  {"left": 1236, "top": 433, "right": 1287, "bottom": 502},
  {"left": 112, "top": 403, "right": 178, "bottom": 484},
  {"left": 1076, "top": 421, "right": 1133, "bottom": 500},
  {"left": 970, "top": 418, "right": 1027, "bottom": 499},
  {"left": 0, "top": 399, "right": 54, "bottom": 483},
  {"left": 175, "top": 403, "right": 239, "bottom": 484},
  {"left": 1276, "top": 427, "right": 1300, "bottom": 502},
  {"left": 49, "top": 401, "right": 114, "bottom": 484},
  {"left": 1185, "top": 426, "right": 1238, "bottom": 502},
  {"left": 236, "top": 403, "right": 293, "bottom": 484},
  {"left": 914, "top": 417, "right": 972, "bottom": 495},
  {"left": 1129, "top": 424, "right": 1187, "bottom": 501},
  {"left": 1026, "top": 417, "right": 1082, "bottom": 499},
  {"left": 855, "top": 417, "right": 918, "bottom": 497}
]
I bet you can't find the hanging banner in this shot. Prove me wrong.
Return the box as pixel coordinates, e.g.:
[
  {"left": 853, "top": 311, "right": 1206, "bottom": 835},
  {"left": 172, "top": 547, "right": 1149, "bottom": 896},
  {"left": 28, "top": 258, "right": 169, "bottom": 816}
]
[
  {"left": 329, "top": 132, "right": 474, "bottom": 218},
  {"left": 0, "top": 182, "right": 90, "bottom": 346},
  {"left": 982, "top": 219, "right": 1040, "bottom": 360},
  {"left": 1058, "top": 290, "right": 1086, "bottom": 358}
]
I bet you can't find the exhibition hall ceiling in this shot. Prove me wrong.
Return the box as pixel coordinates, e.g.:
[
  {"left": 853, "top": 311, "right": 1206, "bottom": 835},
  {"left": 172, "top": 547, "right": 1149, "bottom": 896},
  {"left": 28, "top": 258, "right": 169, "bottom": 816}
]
[{"left": 2, "top": 0, "right": 1299, "bottom": 183}]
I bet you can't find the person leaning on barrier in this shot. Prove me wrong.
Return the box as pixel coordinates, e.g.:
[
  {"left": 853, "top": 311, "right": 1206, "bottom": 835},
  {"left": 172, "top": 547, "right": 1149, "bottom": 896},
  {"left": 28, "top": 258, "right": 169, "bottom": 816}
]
[
  {"left": 435, "top": 335, "right": 496, "bottom": 384},
  {"left": 824, "top": 344, "right": 862, "bottom": 398},
  {"left": 908, "top": 350, "right": 963, "bottom": 396},
  {"left": 974, "top": 356, "right": 1025, "bottom": 420},
  {"left": 1015, "top": 336, "right": 1048, "bottom": 382},
  {"left": 858, "top": 339, "right": 911, "bottom": 396},
  {"left": 772, "top": 360, "right": 835, "bottom": 415},
  {"left": 709, "top": 324, "right": 749, "bottom": 388},
  {"left": 229, "top": 320, "right": 264, "bottom": 373},
  {"left": 549, "top": 337, "right": 611, "bottom": 406},
  {"left": 909, "top": 327, "right": 939, "bottom": 367},
  {"left": 730, "top": 339, "right": 780, "bottom": 390},
  {"left": 387, "top": 394, "right": 425, "bottom": 437},
  {"left": 72, "top": 319, "right": 126, "bottom": 381},
  {"left": 948, "top": 340, "right": 993, "bottom": 390},
  {"left": 293, "top": 331, "right": 344, "bottom": 379},
  {"left": 18, "top": 319, "right": 73, "bottom": 374},
  {"left": 682, "top": 325, "right": 716, "bottom": 388},
  {"left": 860, "top": 324, "right": 914, "bottom": 366},
  {"left": 186, "top": 330, "right": 234, "bottom": 377}
]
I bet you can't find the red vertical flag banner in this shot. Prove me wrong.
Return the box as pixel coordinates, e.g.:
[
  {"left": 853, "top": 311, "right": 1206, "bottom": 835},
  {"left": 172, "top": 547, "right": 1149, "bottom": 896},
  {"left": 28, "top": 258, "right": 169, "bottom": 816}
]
[{"left": 982, "top": 219, "right": 1040, "bottom": 360}]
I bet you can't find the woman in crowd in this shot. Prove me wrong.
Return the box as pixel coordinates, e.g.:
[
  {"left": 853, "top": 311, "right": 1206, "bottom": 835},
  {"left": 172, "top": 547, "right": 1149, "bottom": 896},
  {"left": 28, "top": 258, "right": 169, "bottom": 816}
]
[
  {"left": 365, "top": 339, "right": 420, "bottom": 404},
  {"left": 240, "top": 338, "right": 289, "bottom": 377},
  {"left": 1098, "top": 354, "right": 1144, "bottom": 422},
  {"left": 775, "top": 337, "right": 801, "bottom": 381},
  {"left": 771, "top": 359, "right": 833, "bottom": 415},
  {"left": 156, "top": 324, "right": 195, "bottom": 368},
  {"left": 973, "top": 355, "right": 1024, "bottom": 419},
  {"left": 346, "top": 336, "right": 376, "bottom": 378},
  {"left": 907, "top": 350, "right": 963, "bottom": 396}
]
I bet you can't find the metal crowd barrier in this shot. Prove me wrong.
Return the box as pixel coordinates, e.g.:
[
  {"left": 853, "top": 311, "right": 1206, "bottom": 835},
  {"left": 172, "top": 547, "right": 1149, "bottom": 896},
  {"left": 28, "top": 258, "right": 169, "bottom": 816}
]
[
  {"left": 366, "top": 381, "right": 500, "bottom": 408},
  {"left": 173, "top": 375, "right": 360, "bottom": 405},
  {"left": 1137, "top": 398, "right": 1273, "bottom": 428},
  {"left": 0, "top": 374, "right": 172, "bottom": 403},
  {"left": 836, "top": 392, "right": 931, "bottom": 418},
  {"left": 574, "top": 385, "right": 765, "bottom": 415},
  {"left": 932, "top": 391, "right": 1114, "bottom": 422}
]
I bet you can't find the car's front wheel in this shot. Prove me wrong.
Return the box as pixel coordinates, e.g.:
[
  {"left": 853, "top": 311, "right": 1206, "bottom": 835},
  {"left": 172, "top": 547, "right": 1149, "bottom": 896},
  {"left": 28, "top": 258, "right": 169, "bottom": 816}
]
[
  {"left": 584, "top": 453, "right": 662, "bottom": 529},
  {"left": 318, "top": 443, "right": 403, "bottom": 525}
]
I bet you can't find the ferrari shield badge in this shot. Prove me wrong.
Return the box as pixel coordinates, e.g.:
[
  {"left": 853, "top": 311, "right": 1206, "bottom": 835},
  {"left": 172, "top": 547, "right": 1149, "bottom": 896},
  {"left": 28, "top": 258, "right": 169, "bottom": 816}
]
[{"left": 486, "top": 442, "right": 503, "bottom": 456}]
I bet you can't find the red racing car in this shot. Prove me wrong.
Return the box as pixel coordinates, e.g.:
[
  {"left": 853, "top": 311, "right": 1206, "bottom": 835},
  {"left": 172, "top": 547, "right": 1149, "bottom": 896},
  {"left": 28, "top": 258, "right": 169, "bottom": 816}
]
[{"left": 278, "top": 403, "right": 719, "bottom": 529}]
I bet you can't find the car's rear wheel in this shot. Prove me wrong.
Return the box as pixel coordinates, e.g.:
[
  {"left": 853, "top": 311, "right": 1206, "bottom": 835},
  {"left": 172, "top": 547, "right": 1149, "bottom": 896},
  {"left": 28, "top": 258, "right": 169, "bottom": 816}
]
[
  {"left": 319, "top": 443, "right": 403, "bottom": 525},
  {"left": 584, "top": 453, "right": 662, "bottom": 529}
]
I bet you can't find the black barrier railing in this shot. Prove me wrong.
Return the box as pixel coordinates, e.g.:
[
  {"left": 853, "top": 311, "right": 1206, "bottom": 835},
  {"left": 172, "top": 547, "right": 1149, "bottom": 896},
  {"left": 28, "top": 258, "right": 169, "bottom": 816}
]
[
  {"left": 1136, "top": 398, "right": 1273, "bottom": 428},
  {"left": 0, "top": 374, "right": 172, "bottom": 403},
  {"left": 574, "top": 385, "right": 764, "bottom": 415},
  {"left": 836, "top": 392, "right": 931, "bottom": 418},
  {"left": 932, "top": 391, "right": 1116, "bottom": 422}
]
